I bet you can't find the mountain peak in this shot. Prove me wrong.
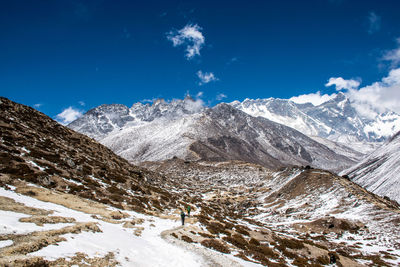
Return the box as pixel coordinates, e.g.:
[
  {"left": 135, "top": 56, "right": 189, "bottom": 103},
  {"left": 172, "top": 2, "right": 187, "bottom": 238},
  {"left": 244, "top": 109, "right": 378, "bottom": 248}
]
[
  {"left": 331, "top": 91, "right": 347, "bottom": 102},
  {"left": 152, "top": 98, "right": 166, "bottom": 106}
]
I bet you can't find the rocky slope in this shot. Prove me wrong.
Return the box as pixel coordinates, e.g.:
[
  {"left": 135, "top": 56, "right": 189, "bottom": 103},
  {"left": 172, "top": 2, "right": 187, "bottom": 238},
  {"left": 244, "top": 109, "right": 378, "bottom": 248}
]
[
  {"left": 341, "top": 131, "right": 400, "bottom": 203},
  {"left": 1, "top": 97, "right": 400, "bottom": 266},
  {"left": 70, "top": 99, "right": 356, "bottom": 172},
  {"left": 230, "top": 92, "right": 400, "bottom": 154},
  {"left": 143, "top": 158, "right": 400, "bottom": 266},
  {"left": 0, "top": 96, "right": 175, "bottom": 214}
]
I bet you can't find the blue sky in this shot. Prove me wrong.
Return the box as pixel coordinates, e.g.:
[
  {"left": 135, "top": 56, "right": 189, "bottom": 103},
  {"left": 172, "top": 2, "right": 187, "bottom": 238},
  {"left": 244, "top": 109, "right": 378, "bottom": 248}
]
[{"left": 1, "top": 0, "right": 400, "bottom": 123}]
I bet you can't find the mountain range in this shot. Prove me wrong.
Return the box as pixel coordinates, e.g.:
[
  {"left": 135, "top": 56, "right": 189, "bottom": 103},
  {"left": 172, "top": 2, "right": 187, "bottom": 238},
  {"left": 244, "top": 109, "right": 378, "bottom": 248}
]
[
  {"left": 70, "top": 97, "right": 354, "bottom": 172},
  {"left": 230, "top": 92, "right": 400, "bottom": 153},
  {"left": 68, "top": 93, "right": 400, "bottom": 173}
]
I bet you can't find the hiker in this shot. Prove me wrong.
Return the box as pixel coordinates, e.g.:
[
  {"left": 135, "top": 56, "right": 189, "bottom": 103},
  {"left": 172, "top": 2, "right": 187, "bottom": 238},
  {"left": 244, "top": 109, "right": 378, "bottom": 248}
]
[
  {"left": 180, "top": 210, "right": 186, "bottom": 226},
  {"left": 187, "top": 205, "right": 191, "bottom": 216}
]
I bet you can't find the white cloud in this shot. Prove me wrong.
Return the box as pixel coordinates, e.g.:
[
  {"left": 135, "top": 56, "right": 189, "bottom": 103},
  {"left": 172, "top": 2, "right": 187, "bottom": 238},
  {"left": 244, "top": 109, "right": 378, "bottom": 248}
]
[
  {"left": 79, "top": 101, "right": 85, "bottom": 106},
  {"left": 325, "top": 77, "right": 361, "bottom": 91},
  {"left": 367, "top": 11, "right": 381, "bottom": 34},
  {"left": 184, "top": 98, "right": 204, "bottom": 112},
  {"left": 197, "top": 70, "right": 218, "bottom": 85},
  {"left": 227, "top": 57, "right": 238, "bottom": 65},
  {"left": 292, "top": 69, "right": 400, "bottom": 116},
  {"left": 216, "top": 93, "right": 227, "bottom": 101},
  {"left": 196, "top": 91, "right": 203, "bottom": 98},
  {"left": 383, "top": 38, "right": 400, "bottom": 67},
  {"left": 290, "top": 91, "right": 336, "bottom": 106},
  {"left": 56, "top": 107, "right": 83, "bottom": 125},
  {"left": 34, "top": 103, "right": 42, "bottom": 108},
  {"left": 167, "top": 24, "right": 205, "bottom": 60},
  {"left": 140, "top": 98, "right": 157, "bottom": 104},
  {"left": 346, "top": 68, "right": 400, "bottom": 117},
  {"left": 297, "top": 41, "right": 400, "bottom": 118}
]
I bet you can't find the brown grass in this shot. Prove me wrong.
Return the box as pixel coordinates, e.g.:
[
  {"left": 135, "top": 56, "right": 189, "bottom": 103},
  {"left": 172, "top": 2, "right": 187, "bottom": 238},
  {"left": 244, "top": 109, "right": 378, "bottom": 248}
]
[
  {"left": 201, "top": 239, "right": 230, "bottom": 254},
  {"left": 206, "top": 221, "right": 229, "bottom": 235},
  {"left": 235, "top": 225, "right": 250, "bottom": 236},
  {"left": 315, "top": 255, "right": 330, "bottom": 265},
  {"left": 292, "top": 257, "right": 310, "bottom": 267},
  {"left": 198, "top": 232, "right": 214, "bottom": 238},
  {"left": 249, "top": 238, "right": 260, "bottom": 246},
  {"left": 223, "top": 234, "right": 248, "bottom": 250},
  {"left": 19, "top": 216, "right": 75, "bottom": 226},
  {"left": 181, "top": 235, "right": 194, "bottom": 243},
  {"left": 275, "top": 236, "right": 305, "bottom": 250}
]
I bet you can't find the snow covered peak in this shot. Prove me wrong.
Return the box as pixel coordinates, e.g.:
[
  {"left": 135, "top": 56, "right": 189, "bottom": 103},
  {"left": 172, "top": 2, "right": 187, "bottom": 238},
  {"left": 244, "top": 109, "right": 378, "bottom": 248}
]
[
  {"left": 231, "top": 94, "right": 400, "bottom": 147},
  {"left": 69, "top": 97, "right": 205, "bottom": 139},
  {"left": 329, "top": 91, "right": 346, "bottom": 103},
  {"left": 130, "top": 97, "right": 204, "bottom": 122},
  {"left": 69, "top": 103, "right": 133, "bottom": 139}
]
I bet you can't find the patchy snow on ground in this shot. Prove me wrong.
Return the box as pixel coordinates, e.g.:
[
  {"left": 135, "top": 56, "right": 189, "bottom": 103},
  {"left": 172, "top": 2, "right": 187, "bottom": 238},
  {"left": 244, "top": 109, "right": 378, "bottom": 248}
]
[
  {"left": 0, "top": 240, "right": 13, "bottom": 248},
  {"left": 0, "top": 187, "right": 252, "bottom": 266},
  {"left": 0, "top": 210, "right": 74, "bottom": 235}
]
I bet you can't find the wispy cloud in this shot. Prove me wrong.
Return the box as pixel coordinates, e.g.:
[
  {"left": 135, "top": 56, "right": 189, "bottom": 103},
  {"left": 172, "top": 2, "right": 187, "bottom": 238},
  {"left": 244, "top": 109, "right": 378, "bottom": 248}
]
[
  {"left": 325, "top": 77, "right": 361, "bottom": 91},
  {"left": 56, "top": 107, "right": 83, "bottom": 125},
  {"left": 367, "top": 11, "right": 381, "bottom": 34},
  {"left": 140, "top": 98, "right": 157, "bottom": 104},
  {"left": 79, "top": 101, "right": 85, "bottom": 106},
  {"left": 184, "top": 96, "right": 204, "bottom": 113},
  {"left": 227, "top": 57, "right": 238, "bottom": 65},
  {"left": 34, "top": 103, "right": 42, "bottom": 108},
  {"left": 216, "top": 93, "right": 227, "bottom": 101},
  {"left": 383, "top": 37, "right": 400, "bottom": 67},
  {"left": 197, "top": 70, "right": 218, "bottom": 85},
  {"left": 167, "top": 24, "right": 205, "bottom": 60},
  {"left": 290, "top": 91, "right": 336, "bottom": 106}
]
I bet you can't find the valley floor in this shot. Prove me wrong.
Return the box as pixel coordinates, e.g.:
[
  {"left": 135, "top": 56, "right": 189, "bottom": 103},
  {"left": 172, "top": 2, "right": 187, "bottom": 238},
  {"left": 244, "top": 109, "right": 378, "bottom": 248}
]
[
  {"left": 0, "top": 183, "right": 259, "bottom": 267},
  {"left": 1, "top": 164, "right": 400, "bottom": 267}
]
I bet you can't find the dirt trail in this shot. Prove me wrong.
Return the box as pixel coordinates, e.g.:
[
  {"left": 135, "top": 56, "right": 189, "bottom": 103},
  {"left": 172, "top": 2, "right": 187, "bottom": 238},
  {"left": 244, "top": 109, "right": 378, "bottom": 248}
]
[{"left": 160, "top": 219, "right": 245, "bottom": 267}]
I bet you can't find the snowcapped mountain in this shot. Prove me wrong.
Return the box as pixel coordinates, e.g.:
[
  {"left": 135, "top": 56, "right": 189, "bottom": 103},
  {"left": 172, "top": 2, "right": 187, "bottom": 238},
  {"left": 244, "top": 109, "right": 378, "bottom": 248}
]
[
  {"left": 341, "top": 131, "right": 400, "bottom": 203},
  {"left": 70, "top": 99, "right": 356, "bottom": 172},
  {"left": 69, "top": 96, "right": 204, "bottom": 140},
  {"left": 230, "top": 92, "right": 400, "bottom": 154}
]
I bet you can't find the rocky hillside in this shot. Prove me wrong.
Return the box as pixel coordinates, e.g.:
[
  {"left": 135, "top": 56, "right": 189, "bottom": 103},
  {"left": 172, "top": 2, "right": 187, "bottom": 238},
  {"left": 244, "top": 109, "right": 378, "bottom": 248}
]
[
  {"left": 69, "top": 99, "right": 356, "bottom": 172},
  {"left": 342, "top": 131, "right": 400, "bottom": 203},
  {"left": 0, "top": 97, "right": 176, "bottom": 214}
]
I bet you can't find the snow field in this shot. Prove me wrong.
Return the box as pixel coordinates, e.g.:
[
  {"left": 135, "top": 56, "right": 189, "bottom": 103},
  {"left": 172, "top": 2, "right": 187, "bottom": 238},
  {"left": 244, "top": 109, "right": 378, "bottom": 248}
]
[{"left": 0, "top": 187, "right": 206, "bottom": 266}]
